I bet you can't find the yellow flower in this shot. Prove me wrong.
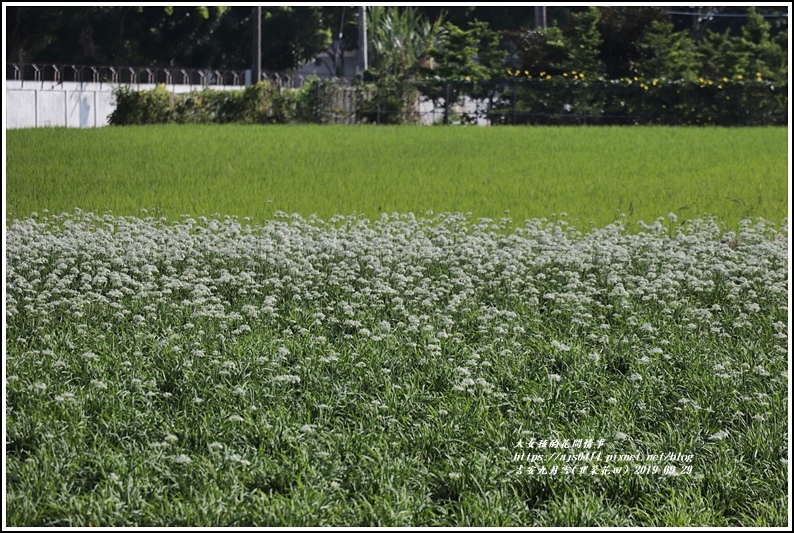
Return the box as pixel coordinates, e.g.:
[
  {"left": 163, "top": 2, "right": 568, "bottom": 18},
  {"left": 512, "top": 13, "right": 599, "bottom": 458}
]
[
  {"left": 737, "top": 74, "right": 743, "bottom": 80},
  {"left": 652, "top": 79, "right": 658, "bottom": 86},
  {"left": 546, "top": 75, "right": 552, "bottom": 80},
  {"left": 756, "top": 72, "right": 762, "bottom": 78},
  {"left": 717, "top": 84, "right": 723, "bottom": 89},
  {"left": 563, "top": 72, "right": 568, "bottom": 77},
  {"left": 723, "top": 77, "right": 729, "bottom": 82},
  {"left": 524, "top": 70, "right": 529, "bottom": 76}
]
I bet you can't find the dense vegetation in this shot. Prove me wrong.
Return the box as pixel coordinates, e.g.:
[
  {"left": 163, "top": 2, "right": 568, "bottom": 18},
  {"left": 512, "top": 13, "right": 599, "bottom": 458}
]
[
  {"left": 6, "top": 210, "right": 788, "bottom": 526},
  {"left": 4, "top": 7, "right": 789, "bottom": 526},
  {"left": 7, "top": 6, "right": 788, "bottom": 83},
  {"left": 106, "top": 74, "right": 787, "bottom": 127}
]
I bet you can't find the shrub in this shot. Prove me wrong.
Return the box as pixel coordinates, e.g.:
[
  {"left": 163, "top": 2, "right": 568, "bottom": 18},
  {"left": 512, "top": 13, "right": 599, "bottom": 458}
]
[
  {"left": 110, "top": 84, "right": 176, "bottom": 125},
  {"left": 486, "top": 74, "right": 787, "bottom": 126}
]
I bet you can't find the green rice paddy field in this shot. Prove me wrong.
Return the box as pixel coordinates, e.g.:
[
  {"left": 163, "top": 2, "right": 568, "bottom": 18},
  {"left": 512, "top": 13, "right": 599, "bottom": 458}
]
[
  {"left": 4, "top": 125, "right": 791, "bottom": 527},
  {"left": 5, "top": 125, "right": 789, "bottom": 231}
]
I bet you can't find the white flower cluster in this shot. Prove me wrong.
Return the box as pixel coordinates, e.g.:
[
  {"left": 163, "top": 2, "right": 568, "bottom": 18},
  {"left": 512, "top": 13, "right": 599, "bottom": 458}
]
[{"left": 5, "top": 211, "right": 787, "bottom": 428}]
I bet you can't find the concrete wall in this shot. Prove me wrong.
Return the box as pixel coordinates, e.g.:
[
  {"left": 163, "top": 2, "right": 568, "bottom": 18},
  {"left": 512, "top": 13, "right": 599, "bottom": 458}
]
[
  {"left": 6, "top": 80, "right": 241, "bottom": 129},
  {"left": 294, "top": 51, "right": 359, "bottom": 79},
  {"left": 6, "top": 79, "right": 490, "bottom": 128}
]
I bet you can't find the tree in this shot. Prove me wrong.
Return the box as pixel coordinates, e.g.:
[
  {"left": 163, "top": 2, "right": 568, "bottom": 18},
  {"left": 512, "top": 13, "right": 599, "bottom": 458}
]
[
  {"left": 258, "top": 7, "right": 331, "bottom": 72},
  {"left": 696, "top": 7, "right": 788, "bottom": 83},
  {"left": 6, "top": 7, "right": 109, "bottom": 64},
  {"left": 317, "top": 6, "right": 360, "bottom": 77},
  {"left": 417, "top": 6, "right": 573, "bottom": 33},
  {"left": 508, "top": 26, "right": 568, "bottom": 74},
  {"left": 421, "top": 20, "right": 507, "bottom": 123},
  {"left": 636, "top": 20, "right": 699, "bottom": 81},
  {"left": 362, "top": 6, "right": 446, "bottom": 123},
  {"left": 470, "top": 21, "right": 508, "bottom": 82},
  {"left": 5, "top": 6, "right": 332, "bottom": 72},
  {"left": 423, "top": 22, "right": 484, "bottom": 123},
  {"left": 133, "top": 6, "right": 231, "bottom": 67},
  {"left": 596, "top": 7, "right": 671, "bottom": 78},
  {"left": 561, "top": 6, "right": 604, "bottom": 78},
  {"left": 737, "top": 6, "right": 787, "bottom": 81},
  {"left": 366, "top": 6, "right": 445, "bottom": 80},
  {"left": 6, "top": 6, "right": 231, "bottom": 67}
]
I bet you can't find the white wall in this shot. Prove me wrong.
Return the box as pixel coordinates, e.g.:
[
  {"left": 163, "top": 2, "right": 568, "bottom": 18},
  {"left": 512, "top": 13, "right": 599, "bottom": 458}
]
[
  {"left": 6, "top": 79, "right": 491, "bottom": 128},
  {"left": 6, "top": 80, "right": 242, "bottom": 129},
  {"left": 295, "top": 51, "right": 359, "bottom": 79}
]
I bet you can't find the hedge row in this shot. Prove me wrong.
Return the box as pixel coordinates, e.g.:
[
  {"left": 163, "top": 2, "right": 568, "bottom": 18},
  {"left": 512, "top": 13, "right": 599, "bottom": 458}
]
[
  {"left": 479, "top": 77, "right": 788, "bottom": 126},
  {"left": 109, "top": 77, "right": 787, "bottom": 126},
  {"left": 109, "top": 80, "right": 332, "bottom": 125}
]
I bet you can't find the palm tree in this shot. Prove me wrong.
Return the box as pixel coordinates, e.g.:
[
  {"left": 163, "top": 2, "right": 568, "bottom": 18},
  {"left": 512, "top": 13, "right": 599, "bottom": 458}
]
[
  {"left": 363, "top": 6, "right": 445, "bottom": 123},
  {"left": 366, "top": 6, "right": 445, "bottom": 80}
]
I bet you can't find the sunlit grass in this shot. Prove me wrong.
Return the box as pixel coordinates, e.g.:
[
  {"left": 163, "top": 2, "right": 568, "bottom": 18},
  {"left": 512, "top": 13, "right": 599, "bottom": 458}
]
[{"left": 5, "top": 125, "right": 788, "bottom": 231}]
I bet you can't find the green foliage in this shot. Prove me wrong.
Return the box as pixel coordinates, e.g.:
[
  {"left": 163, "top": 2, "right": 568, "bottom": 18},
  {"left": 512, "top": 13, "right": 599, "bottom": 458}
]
[
  {"left": 109, "top": 79, "right": 378, "bottom": 126},
  {"left": 422, "top": 22, "right": 486, "bottom": 122},
  {"left": 6, "top": 206, "right": 787, "bottom": 525},
  {"left": 596, "top": 7, "right": 671, "bottom": 79},
  {"left": 420, "top": 20, "right": 507, "bottom": 123},
  {"left": 636, "top": 21, "right": 699, "bottom": 82},
  {"left": 510, "top": 26, "right": 569, "bottom": 73},
  {"left": 738, "top": 7, "right": 788, "bottom": 82},
  {"left": 356, "top": 78, "right": 421, "bottom": 125},
  {"left": 470, "top": 21, "right": 508, "bottom": 80},
  {"left": 109, "top": 84, "right": 175, "bottom": 125},
  {"left": 562, "top": 7, "right": 604, "bottom": 78},
  {"left": 6, "top": 6, "right": 328, "bottom": 71},
  {"left": 365, "top": 6, "right": 446, "bottom": 124},
  {"left": 232, "top": 83, "right": 286, "bottom": 124},
  {"left": 260, "top": 6, "right": 332, "bottom": 71},
  {"left": 366, "top": 6, "right": 445, "bottom": 80},
  {"left": 110, "top": 83, "right": 288, "bottom": 125},
  {"left": 292, "top": 76, "right": 361, "bottom": 124},
  {"left": 7, "top": 6, "right": 788, "bottom": 89},
  {"left": 696, "top": 9, "right": 788, "bottom": 84},
  {"left": 494, "top": 74, "right": 787, "bottom": 126},
  {"left": 507, "top": 7, "right": 787, "bottom": 90},
  {"left": 697, "top": 30, "right": 748, "bottom": 81},
  {"left": 429, "top": 23, "right": 487, "bottom": 81}
]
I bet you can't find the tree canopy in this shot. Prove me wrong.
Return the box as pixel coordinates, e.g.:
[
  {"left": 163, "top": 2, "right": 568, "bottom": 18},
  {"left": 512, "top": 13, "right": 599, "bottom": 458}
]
[{"left": 5, "top": 5, "right": 788, "bottom": 84}]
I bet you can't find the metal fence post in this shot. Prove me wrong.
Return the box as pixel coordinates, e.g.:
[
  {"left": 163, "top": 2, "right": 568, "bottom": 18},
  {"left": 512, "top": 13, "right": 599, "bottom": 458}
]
[
  {"left": 512, "top": 81, "right": 517, "bottom": 125},
  {"left": 444, "top": 82, "right": 450, "bottom": 125}
]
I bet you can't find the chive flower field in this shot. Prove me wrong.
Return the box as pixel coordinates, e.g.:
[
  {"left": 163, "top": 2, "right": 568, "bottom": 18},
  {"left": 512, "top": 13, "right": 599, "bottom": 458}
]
[{"left": 5, "top": 209, "right": 788, "bottom": 526}]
